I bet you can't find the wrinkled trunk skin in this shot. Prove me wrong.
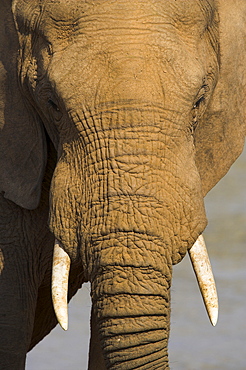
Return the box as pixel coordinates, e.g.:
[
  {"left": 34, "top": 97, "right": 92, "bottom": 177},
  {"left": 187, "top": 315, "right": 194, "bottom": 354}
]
[
  {"left": 89, "top": 278, "right": 171, "bottom": 370},
  {"left": 88, "top": 189, "right": 172, "bottom": 368},
  {"left": 50, "top": 105, "right": 206, "bottom": 369},
  {"left": 90, "top": 259, "right": 171, "bottom": 369}
]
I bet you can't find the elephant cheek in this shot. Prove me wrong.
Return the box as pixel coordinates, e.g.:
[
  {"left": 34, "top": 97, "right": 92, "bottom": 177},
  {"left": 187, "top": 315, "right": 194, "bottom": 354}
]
[{"left": 48, "top": 155, "right": 83, "bottom": 263}]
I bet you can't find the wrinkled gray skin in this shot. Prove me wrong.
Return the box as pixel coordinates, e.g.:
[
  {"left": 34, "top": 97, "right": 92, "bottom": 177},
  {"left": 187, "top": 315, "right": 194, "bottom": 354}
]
[{"left": 0, "top": 0, "right": 245, "bottom": 369}]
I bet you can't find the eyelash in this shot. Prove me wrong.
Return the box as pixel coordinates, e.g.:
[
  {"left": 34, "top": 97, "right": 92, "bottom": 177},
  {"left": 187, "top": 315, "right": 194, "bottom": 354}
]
[
  {"left": 48, "top": 98, "right": 60, "bottom": 112},
  {"left": 47, "top": 98, "right": 63, "bottom": 122},
  {"left": 191, "top": 91, "right": 207, "bottom": 133},
  {"left": 193, "top": 95, "right": 206, "bottom": 109}
]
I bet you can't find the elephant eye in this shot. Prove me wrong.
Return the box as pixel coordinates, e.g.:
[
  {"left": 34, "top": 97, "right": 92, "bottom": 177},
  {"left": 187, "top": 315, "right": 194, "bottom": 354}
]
[
  {"left": 47, "top": 98, "right": 63, "bottom": 121},
  {"left": 191, "top": 95, "right": 206, "bottom": 133},
  {"left": 48, "top": 98, "right": 60, "bottom": 112},
  {"left": 193, "top": 95, "right": 205, "bottom": 109}
]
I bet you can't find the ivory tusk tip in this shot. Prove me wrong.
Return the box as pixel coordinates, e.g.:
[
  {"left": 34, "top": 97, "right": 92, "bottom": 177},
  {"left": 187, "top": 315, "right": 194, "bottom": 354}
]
[
  {"left": 58, "top": 317, "right": 68, "bottom": 331},
  {"left": 211, "top": 315, "right": 218, "bottom": 327},
  {"left": 53, "top": 300, "right": 68, "bottom": 330},
  {"left": 208, "top": 306, "right": 218, "bottom": 327},
  {"left": 52, "top": 240, "right": 70, "bottom": 332},
  {"left": 52, "top": 294, "right": 69, "bottom": 331},
  {"left": 189, "top": 234, "right": 219, "bottom": 327}
]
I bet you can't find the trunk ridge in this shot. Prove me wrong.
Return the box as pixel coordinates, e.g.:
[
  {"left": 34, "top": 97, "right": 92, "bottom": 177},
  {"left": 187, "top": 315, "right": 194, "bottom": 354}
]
[{"left": 90, "top": 260, "right": 171, "bottom": 369}]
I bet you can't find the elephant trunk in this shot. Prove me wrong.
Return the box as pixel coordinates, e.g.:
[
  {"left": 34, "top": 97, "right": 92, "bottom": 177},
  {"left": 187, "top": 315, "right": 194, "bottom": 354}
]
[
  {"left": 90, "top": 245, "right": 171, "bottom": 369},
  {"left": 81, "top": 107, "right": 200, "bottom": 369},
  {"left": 50, "top": 104, "right": 207, "bottom": 368}
]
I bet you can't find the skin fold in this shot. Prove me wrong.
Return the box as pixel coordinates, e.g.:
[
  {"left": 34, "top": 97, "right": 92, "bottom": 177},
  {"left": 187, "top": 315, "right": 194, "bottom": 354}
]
[{"left": 0, "top": 0, "right": 245, "bottom": 369}]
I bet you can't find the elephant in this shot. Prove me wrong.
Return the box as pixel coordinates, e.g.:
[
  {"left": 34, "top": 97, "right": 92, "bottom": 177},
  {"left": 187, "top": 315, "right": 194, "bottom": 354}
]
[{"left": 0, "top": 0, "right": 245, "bottom": 369}]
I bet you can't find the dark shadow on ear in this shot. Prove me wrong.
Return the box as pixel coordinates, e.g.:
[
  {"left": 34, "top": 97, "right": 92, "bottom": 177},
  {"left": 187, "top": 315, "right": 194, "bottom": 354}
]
[
  {"left": 0, "top": 2, "right": 46, "bottom": 210},
  {"left": 195, "top": 0, "right": 246, "bottom": 196}
]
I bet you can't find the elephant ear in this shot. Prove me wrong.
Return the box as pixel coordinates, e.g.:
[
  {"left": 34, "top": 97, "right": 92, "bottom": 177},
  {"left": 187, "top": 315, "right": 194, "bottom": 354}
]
[
  {"left": 195, "top": 0, "right": 246, "bottom": 196},
  {"left": 0, "top": 2, "right": 46, "bottom": 210}
]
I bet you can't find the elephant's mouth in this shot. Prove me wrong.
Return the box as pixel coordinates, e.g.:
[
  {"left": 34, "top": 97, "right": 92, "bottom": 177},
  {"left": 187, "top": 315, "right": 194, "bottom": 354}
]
[{"left": 51, "top": 235, "right": 218, "bottom": 331}]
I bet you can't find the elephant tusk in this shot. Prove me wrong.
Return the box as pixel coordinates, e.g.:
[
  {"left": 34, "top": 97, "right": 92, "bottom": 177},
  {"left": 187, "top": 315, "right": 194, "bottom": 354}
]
[
  {"left": 52, "top": 239, "right": 71, "bottom": 331},
  {"left": 188, "top": 234, "right": 218, "bottom": 326}
]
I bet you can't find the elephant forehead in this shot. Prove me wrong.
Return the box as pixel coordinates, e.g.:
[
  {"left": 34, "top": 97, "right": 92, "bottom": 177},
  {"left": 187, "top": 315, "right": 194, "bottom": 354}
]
[{"left": 14, "top": 0, "right": 213, "bottom": 41}]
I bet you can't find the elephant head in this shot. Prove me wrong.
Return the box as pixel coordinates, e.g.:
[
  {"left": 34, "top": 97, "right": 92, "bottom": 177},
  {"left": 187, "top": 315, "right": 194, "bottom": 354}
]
[{"left": 0, "top": 0, "right": 245, "bottom": 368}]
